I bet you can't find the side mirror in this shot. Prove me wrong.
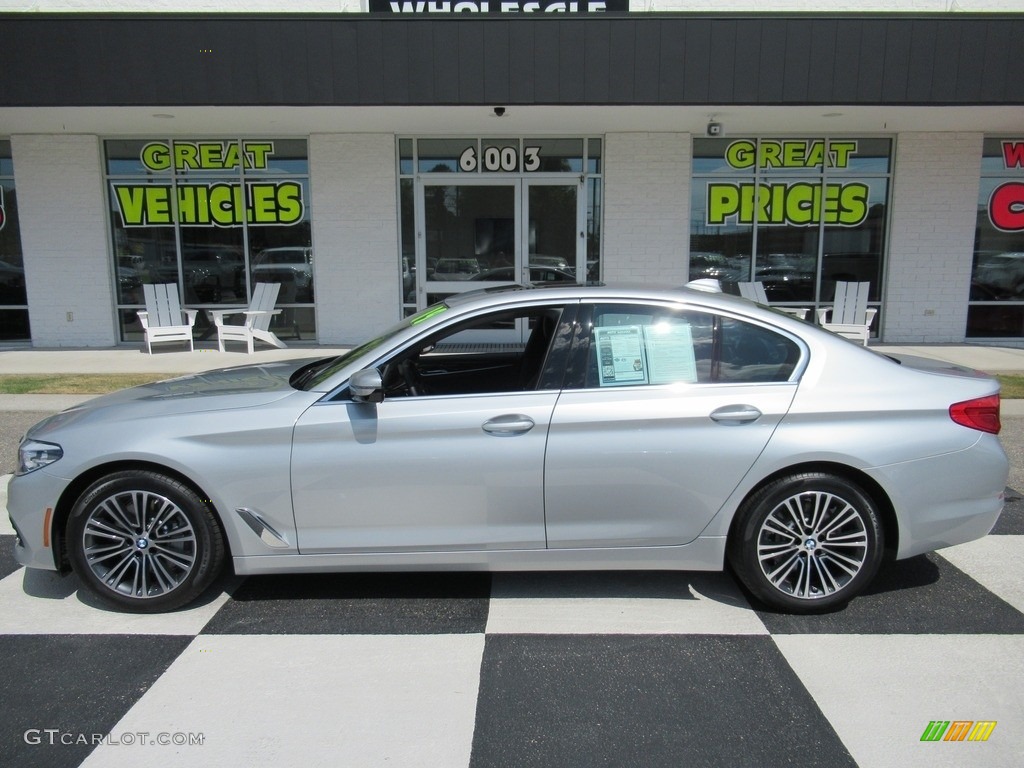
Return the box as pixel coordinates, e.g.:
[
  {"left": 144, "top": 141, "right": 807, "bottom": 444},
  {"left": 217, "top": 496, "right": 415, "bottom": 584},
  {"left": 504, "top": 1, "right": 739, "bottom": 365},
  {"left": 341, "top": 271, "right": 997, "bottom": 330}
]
[{"left": 349, "top": 368, "right": 384, "bottom": 403}]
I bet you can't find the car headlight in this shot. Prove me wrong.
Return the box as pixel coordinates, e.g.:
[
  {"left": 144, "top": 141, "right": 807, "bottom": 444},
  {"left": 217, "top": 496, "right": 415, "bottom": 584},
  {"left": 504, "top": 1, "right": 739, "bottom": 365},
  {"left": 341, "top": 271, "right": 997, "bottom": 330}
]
[{"left": 16, "top": 439, "right": 63, "bottom": 476}]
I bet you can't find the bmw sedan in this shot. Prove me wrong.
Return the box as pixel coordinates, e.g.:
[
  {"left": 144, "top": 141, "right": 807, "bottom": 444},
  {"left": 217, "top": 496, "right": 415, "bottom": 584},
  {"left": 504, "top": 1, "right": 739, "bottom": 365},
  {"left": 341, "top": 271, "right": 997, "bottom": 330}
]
[{"left": 8, "top": 284, "right": 1008, "bottom": 613}]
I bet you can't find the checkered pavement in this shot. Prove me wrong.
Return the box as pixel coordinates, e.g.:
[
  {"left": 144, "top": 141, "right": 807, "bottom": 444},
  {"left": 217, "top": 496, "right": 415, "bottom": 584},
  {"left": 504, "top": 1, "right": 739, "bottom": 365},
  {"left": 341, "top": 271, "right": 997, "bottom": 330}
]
[{"left": 1, "top": 490, "right": 1022, "bottom": 768}]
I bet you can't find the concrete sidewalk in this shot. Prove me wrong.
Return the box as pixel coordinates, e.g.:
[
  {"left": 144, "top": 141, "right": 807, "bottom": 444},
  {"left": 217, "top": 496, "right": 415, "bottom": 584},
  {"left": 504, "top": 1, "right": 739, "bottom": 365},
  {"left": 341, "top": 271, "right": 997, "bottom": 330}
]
[{"left": 2, "top": 342, "right": 1024, "bottom": 414}]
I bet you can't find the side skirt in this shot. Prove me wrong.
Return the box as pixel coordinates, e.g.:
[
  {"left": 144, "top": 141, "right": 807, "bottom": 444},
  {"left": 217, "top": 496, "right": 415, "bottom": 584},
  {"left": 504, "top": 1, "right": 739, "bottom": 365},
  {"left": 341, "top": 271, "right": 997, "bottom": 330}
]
[{"left": 232, "top": 536, "right": 727, "bottom": 576}]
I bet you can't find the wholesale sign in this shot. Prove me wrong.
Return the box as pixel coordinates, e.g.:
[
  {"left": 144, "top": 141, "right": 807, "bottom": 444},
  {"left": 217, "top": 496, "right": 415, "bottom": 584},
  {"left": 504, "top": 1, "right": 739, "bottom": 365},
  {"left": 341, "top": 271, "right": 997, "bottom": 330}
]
[
  {"left": 112, "top": 141, "right": 305, "bottom": 228},
  {"left": 705, "top": 140, "right": 870, "bottom": 228},
  {"left": 369, "top": 1, "right": 627, "bottom": 11},
  {"left": 990, "top": 141, "right": 1024, "bottom": 232}
]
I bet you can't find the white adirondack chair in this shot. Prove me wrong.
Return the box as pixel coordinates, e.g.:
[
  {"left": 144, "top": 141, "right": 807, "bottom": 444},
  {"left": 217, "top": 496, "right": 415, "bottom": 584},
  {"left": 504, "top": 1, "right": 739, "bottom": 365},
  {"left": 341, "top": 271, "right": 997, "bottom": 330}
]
[
  {"left": 816, "top": 281, "right": 877, "bottom": 346},
  {"left": 137, "top": 283, "right": 197, "bottom": 354},
  {"left": 737, "top": 281, "right": 809, "bottom": 320},
  {"left": 210, "top": 282, "right": 287, "bottom": 354}
]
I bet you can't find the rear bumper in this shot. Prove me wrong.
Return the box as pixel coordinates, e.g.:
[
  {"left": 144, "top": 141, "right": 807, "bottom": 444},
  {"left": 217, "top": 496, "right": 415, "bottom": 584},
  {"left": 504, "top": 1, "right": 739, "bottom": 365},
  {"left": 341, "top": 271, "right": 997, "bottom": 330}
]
[{"left": 867, "top": 434, "right": 1008, "bottom": 560}]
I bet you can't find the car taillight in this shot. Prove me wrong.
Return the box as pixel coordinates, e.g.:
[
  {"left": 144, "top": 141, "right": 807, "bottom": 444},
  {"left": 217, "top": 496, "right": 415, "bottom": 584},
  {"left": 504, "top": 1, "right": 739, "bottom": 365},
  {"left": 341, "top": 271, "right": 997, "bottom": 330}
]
[{"left": 949, "top": 394, "right": 1001, "bottom": 435}]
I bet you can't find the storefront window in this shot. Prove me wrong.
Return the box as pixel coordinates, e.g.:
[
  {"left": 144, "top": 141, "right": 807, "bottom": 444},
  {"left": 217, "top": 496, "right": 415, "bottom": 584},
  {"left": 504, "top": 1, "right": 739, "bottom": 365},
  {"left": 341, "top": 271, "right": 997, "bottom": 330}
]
[
  {"left": 106, "top": 139, "right": 312, "bottom": 342},
  {"left": 967, "top": 138, "right": 1024, "bottom": 338},
  {"left": 690, "top": 137, "right": 891, "bottom": 333},
  {"left": 0, "top": 139, "right": 30, "bottom": 341}
]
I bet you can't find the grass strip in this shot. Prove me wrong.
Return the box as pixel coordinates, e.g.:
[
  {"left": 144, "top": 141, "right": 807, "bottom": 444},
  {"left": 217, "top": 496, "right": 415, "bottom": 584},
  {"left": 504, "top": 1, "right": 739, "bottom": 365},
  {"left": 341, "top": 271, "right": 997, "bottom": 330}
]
[{"left": 0, "top": 374, "right": 178, "bottom": 395}]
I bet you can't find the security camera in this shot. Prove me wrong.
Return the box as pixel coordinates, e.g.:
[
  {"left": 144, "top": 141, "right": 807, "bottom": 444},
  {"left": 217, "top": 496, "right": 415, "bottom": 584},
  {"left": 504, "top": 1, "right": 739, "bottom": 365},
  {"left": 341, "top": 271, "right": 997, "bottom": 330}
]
[
  {"left": 706, "top": 121, "right": 723, "bottom": 137},
  {"left": 493, "top": 107, "right": 506, "bottom": 117}
]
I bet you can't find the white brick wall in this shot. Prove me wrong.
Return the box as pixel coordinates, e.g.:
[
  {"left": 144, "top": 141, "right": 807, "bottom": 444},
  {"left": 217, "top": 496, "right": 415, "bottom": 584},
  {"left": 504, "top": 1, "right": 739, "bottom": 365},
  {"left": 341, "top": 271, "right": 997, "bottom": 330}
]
[
  {"left": 884, "top": 133, "right": 983, "bottom": 343},
  {"left": 12, "top": 134, "right": 116, "bottom": 347},
  {"left": 309, "top": 134, "right": 400, "bottom": 344},
  {"left": 603, "top": 133, "right": 690, "bottom": 286}
]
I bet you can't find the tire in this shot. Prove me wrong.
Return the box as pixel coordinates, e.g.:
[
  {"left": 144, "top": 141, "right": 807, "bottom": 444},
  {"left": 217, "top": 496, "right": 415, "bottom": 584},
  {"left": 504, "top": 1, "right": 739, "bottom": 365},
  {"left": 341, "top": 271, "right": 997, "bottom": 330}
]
[
  {"left": 728, "top": 472, "right": 884, "bottom": 613},
  {"left": 66, "top": 470, "right": 225, "bottom": 613}
]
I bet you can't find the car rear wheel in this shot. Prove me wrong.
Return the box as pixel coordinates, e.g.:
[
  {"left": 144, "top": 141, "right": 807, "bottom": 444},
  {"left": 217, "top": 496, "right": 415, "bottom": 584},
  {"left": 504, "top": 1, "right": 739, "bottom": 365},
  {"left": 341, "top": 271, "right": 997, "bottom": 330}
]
[
  {"left": 67, "top": 470, "right": 225, "bottom": 612},
  {"left": 728, "top": 472, "right": 884, "bottom": 613}
]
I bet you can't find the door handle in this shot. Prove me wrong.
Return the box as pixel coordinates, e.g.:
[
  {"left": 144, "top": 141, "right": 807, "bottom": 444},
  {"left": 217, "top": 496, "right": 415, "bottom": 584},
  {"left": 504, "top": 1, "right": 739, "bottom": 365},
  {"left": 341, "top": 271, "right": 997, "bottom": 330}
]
[
  {"left": 709, "top": 405, "right": 762, "bottom": 425},
  {"left": 482, "top": 414, "right": 536, "bottom": 435}
]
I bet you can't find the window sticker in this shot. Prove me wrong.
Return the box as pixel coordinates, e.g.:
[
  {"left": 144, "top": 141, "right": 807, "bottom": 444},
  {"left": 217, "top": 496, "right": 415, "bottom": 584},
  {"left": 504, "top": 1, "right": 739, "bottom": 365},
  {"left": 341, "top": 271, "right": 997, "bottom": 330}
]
[
  {"left": 645, "top": 322, "right": 698, "bottom": 385},
  {"left": 595, "top": 326, "right": 647, "bottom": 386},
  {"left": 594, "top": 323, "right": 698, "bottom": 387}
]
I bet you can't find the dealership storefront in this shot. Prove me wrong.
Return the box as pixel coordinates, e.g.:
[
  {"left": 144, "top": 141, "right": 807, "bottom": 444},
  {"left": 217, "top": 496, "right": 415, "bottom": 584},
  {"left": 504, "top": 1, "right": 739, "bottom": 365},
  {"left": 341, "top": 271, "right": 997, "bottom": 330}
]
[{"left": 1, "top": 10, "right": 1023, "bottom": 346}]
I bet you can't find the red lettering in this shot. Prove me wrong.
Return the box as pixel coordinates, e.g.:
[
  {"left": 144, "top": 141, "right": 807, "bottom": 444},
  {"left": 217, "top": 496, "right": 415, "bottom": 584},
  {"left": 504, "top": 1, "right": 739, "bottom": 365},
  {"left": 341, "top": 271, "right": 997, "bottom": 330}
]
[
  {"left": 1002, "top": 141, "right": 1024, "bottom": 169},
  {"left": 990, "top": 182, "right": 1024, "bottom": 232}
]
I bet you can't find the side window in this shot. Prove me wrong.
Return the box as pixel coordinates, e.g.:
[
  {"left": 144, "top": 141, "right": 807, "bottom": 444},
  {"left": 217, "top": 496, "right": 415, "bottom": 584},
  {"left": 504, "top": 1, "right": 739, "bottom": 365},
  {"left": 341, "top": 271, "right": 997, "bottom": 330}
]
[
  {"left": 719, "top": 316, "right": 802, "bottom": 383},
  {"left": 381, "top": 305, "right": 566, "bottom": 397},
  {"left": 581, "top": 304, "right": 799, "bottom": 389}
]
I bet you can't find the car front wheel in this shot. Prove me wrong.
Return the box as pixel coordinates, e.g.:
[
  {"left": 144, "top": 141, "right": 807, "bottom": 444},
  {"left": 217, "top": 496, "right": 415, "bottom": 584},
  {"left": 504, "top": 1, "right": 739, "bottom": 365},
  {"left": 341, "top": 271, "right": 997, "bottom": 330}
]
[
  {"left": 728, "top": 472, "right": 884, "bottom": 613},
  {"left": 67, "top": 470, "right": 225, "bottom": 612}
]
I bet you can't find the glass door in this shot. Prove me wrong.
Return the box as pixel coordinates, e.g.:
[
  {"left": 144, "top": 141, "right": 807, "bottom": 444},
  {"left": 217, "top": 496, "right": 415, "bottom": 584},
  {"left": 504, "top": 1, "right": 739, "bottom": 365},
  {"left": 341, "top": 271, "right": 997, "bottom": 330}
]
[
  {"left": 419, "top": 179, "right": 520, "bottom": 308},
  {"left": 525, "top": 180, "right": 583, "bottom": 282},
  {"left": 414, "top": 177, "right": 583, "bottom": 343}
]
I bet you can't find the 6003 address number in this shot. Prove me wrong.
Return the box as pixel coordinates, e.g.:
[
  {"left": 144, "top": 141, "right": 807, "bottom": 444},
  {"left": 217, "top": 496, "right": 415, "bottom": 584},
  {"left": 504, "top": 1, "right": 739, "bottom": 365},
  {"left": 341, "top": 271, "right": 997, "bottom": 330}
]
[{"left": 459, "top": 145, "right": 542, "bottom": 173}]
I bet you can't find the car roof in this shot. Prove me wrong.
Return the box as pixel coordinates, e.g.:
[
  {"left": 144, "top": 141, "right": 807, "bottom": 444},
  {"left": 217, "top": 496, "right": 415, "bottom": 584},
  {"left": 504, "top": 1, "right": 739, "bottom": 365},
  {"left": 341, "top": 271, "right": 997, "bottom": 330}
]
[{"left": 442, "top": 282, "right": 752, "bottom": 312}]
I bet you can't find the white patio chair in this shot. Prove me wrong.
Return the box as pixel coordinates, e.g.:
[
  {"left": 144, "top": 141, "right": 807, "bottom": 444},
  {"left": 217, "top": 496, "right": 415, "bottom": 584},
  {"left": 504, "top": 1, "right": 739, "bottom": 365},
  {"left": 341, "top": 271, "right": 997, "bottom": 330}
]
[
  {"left": 210, "top": 282, "right": 287, "bottom": 354},
  {"left": 137, "top": 283, "right": 197, "bottom": 354},
  {"left": 737, "top": 281, "right": 809, "bottom": 320},
  {"left": 816, "top": 281, "right": 877, "bottom": 346}
]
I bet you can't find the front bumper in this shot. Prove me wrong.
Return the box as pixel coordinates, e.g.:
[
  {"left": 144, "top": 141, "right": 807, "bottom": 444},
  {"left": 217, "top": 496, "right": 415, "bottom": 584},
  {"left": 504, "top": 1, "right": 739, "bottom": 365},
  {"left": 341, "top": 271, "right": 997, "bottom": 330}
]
[{"left": 7, "top": 470, "right": 67, "bottom": 572}]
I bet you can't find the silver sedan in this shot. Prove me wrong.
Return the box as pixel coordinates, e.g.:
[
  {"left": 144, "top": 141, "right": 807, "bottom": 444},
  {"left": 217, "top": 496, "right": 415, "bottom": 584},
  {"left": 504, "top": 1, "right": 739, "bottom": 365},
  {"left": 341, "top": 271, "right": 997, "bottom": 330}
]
[{"left": 8, "top": 285, "right": 1008, "bottom": 613}]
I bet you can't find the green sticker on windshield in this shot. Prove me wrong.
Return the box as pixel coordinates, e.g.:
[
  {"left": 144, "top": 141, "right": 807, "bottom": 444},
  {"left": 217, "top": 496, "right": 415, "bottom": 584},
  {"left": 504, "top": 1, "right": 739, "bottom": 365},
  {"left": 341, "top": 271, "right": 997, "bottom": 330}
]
[{"left": 409, "top": 304, "right": 448, "bottom": 326}]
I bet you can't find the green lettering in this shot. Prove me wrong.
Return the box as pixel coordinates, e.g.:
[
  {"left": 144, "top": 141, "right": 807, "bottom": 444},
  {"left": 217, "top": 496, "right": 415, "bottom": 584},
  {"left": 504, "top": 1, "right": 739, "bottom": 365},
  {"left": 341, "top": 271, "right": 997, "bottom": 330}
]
[
  {"left": 222, "top": 143, "right": 240, "bottom": 170},
  {"left": 276, "top": 182, "right": 304, "bottom": 224},
  {"left": 140, "top": 143, "right": 171, "bottom": 172},
  {"left": 724, "top": 140, "right": 755, "bottom": 170},
  {"left": 145, "top": 186, "right": 173, "bottom": 225},
  {"left": 821, "top": 184, "right": 840, "bottom": 221},
  {"left": 114, "top": 185, "right": 147, "bottom": 226},
  {"left": 245, "top": 142, "right": 274, "bottom": 170},
  {"left": 829, "top": 141, "right": 858, "bottom": 169},
  {"left": 176, "top": 185, "right": 198, "bottom": 224},
  {"left": 249, "top": 184, "right": 278, "bottom": 223},
  {"left": 174, "top": 143, "right": 199, "bottom": 171},
  {"left": 739, "top": 185, "right": 757, "bottom": 225},
  {"left": 785, "top": 182, "right": 816, "bottom": 225},
  {"left": 783, "top": 142, "right": 807, "bottom": 168},
  {"left": 198, "top": 142, "right": 224, "bottom": 170},
  {"left": 209, "top": 183, "right": 237, "bottom": 226},
  {"left": 706, "top": 183, "right": 740, "bottom": 225},
  {"left": 759, "top": 142, "right": 782, "bottom": 169},
  {"left": 176, "top": 185, "right": 213, "bottom": 225},
  {"left": 805, "top": 141, "right": 824, "bottom": 168},
  {"left": 837, "top": 183, "right": 869, "bottom": 226}
]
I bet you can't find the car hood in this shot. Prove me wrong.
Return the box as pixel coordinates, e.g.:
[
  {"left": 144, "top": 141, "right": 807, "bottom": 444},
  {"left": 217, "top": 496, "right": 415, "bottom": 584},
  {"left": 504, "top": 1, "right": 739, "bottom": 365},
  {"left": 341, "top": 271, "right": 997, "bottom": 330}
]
[{"left": 27, "top": 359, "right": 320, "bottom": 439}]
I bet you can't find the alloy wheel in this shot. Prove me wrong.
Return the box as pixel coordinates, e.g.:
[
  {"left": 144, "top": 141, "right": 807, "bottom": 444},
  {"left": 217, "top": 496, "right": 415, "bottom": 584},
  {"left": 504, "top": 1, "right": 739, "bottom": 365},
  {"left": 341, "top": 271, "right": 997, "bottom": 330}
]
[
  {"left": 81, "top": 489, "right": 198, "bottom": 600},
  {"left": 755, "top": 490, "right": 870, "bottom": 600}
]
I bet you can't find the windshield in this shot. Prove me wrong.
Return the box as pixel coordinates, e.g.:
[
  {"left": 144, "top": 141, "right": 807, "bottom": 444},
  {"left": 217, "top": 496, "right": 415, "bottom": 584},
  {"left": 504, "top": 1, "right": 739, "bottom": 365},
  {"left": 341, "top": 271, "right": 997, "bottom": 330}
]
[{"left": 291, "top": 303, "right": 450, "bottom": 390}]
